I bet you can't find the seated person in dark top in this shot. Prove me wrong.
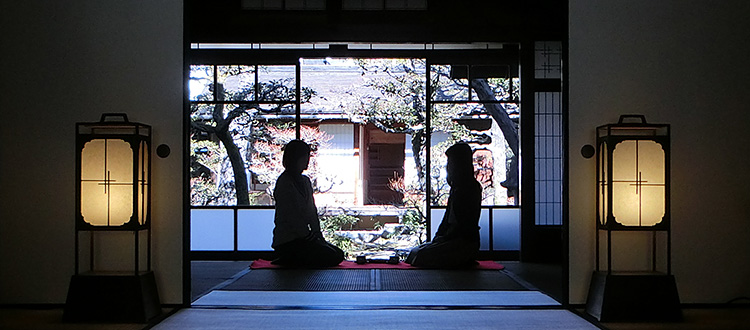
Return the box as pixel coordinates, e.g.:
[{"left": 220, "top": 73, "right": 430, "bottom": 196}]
[
  {"left": 406, "top": 143, "right": 482, "bottom": 268},
  {"left": 271, "top": 140, "right": 345, "bottom": 267}
]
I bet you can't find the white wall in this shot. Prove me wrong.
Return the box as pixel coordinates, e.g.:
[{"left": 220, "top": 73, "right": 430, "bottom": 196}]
[
  {"left": 569, "top": 0, "right": 750, "bottom": 303},
  {"left": 0, "top": 1, "right": 183, "bottom": 304}
]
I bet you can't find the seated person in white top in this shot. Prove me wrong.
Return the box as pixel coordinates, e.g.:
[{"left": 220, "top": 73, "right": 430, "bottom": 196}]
[
  {"left": 405, "top": 143, "right": 482, "bottom": 268},
  {"left": 271, "top": 140, "right": 345, "bottom": 267}
]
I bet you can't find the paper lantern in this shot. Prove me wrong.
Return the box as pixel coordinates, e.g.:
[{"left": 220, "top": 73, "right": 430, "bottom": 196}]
[
  {"left": 76, "top": 113, "right": 150, "bottom": 230},
  {"left": 66, "top": 113, "right": 160, "bottom": 323},
  {"left": 586, "top": 115, "right": 680, "bottom": 322},
  {"left": 597, "top": 115, "right": 669, "bottom": 229}
]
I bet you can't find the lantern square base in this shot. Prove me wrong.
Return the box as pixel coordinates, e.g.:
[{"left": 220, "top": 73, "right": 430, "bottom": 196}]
[
  {"left": 63, "top": 271, "right": 161, "bottom": 323},
  {"left": 585, "top": 271, "right": 681, "bottom": 322}
]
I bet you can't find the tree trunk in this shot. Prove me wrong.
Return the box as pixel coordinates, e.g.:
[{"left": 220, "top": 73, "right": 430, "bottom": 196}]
[
  {"left": 213, "top": 84, "right": 251, "bottom": 205},
  {"left": 469, "top": 79, "right": 519, "bottom": 156},
  {"left": 216, "top": 129, "right": 250, "bottom": 205},
  {"left": 470, "top": 79, "right": 519, "bottom": 204}
]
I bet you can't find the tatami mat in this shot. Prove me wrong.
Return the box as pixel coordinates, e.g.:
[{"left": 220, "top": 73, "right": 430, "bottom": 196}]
[
  {"left": 192, "top": 290, "right": 560, "bottom": 308},
  {"left": 379, "top": 269, "right": 526, "bottom": 291},
  {"left": 152, "top": 309, "right": 597, "bottom": 330},
  {"left": 222, "top": 269, "right": 372, "bottom": 291},
  {"left": 220, "top": 269, "right": 526, "bottom": 291}
]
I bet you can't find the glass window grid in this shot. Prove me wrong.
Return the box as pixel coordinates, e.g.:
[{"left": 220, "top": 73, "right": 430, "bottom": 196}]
[
  {"left": 534, "top": 92, "right": 562, "bottom": 226},
  {"left": 189, "top": 60, "right": 522, "bottom": 252},
  {"left": 190, "top": 64, "right": 299, "bottom": 106}
]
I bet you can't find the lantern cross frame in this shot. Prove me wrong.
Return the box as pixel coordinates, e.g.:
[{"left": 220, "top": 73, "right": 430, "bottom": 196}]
[
  {"left": 75, "top": 133, "right": 151, "bottom": 231},
  {"left": 595, "top": 114, "right": 671, "bottom": 274}
]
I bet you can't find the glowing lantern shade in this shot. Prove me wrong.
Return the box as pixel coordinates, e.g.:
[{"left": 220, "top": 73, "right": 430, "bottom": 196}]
[
  {"left": 597, "top": 115, "right": 670, "bottom": 229},
  {"left": 76, "top": 113, "right": 150, "bottom": 230}
]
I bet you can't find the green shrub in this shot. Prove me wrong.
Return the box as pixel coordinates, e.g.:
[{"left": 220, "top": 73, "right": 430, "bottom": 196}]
[
  {"left": 320, "top": 214, "right": 359, "bottom": 258},
  {"left": 320, "top": 213, "right": 359, "bottom": 232}
]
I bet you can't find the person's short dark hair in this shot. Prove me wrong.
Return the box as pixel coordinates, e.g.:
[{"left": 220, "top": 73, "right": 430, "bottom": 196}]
[
  {"left": 282, "top": 140, "right": 311, "bottom": 169},
  {"left": 446, "top": 143, "right": 474, "bottom": 178}
]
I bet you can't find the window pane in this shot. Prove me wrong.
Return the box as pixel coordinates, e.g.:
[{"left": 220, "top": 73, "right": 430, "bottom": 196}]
[
  {"left": 217, "top": 65, "right": 256, "bottom": 101},
  {"left": 190, "top": 65, "right": 214, "bottom": 101},
  {"left": 190, "top": 103, "right": 214, "bottom": 126},
  {"left": 493, "top": 208, "right": 520, "bottom": 250},
  {"left": 237, "top": 209, "right": 275, "bottom": 251},
  {"left": 300, "top": 58, "right": 362, "bottom": 115},
  {"left": 258, "top": 65, "right": 296, "bottom": 102},
  {"left": 471, "top": 76, "right": 519, "bottom": 102},
  {"left": 191, "top": 209, "right": 234, "bottom": 251},
  {"left": 430, "top": 64, "right": 469, "bottom": 101}
]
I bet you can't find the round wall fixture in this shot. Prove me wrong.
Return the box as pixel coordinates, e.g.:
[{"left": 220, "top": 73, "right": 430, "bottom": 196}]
[
  {"left": 581, "top": 144, "right": 595, "bottom": 159},
  {"left": 156, "top": 144, "right": 171, "bottom": 158}
]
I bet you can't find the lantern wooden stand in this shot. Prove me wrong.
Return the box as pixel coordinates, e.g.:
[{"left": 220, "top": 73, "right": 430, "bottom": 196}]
[
  {"left": 585, "top": 115, "right": 681, "bottom": 322},
  {"left": 64, "top": 114, "right": 161, "bottom": 323}
]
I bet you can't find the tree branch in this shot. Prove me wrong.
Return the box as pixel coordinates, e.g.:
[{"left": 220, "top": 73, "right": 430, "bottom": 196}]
[
  {"left": 470, "top": 79, "right": 519, "bottom": 157},
  {"left": 190, "top": 120, "right": 216, "bottom": 134}
]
